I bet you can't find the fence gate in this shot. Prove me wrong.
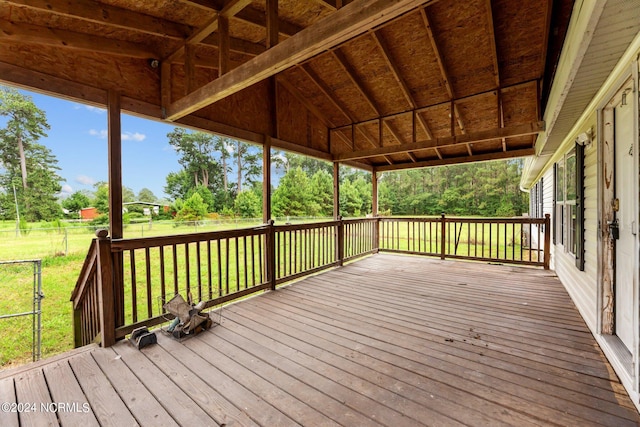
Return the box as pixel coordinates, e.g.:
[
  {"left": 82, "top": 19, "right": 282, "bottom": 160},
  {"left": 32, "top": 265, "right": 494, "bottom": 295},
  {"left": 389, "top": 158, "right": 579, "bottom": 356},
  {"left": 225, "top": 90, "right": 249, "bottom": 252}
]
[{"left": 0, "top": 260, "right": 44, "bottom": 365}]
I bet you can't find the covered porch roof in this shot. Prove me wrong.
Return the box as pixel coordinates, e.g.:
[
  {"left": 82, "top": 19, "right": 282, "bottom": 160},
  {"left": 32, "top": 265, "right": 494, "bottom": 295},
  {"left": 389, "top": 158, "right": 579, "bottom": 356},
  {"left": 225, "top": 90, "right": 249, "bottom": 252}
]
[
  {"left": 2, "top": 254, "right": 638, "bottom": 426},
  {"left": 0, "top": 0, "right": 572, "bottom": 172}
]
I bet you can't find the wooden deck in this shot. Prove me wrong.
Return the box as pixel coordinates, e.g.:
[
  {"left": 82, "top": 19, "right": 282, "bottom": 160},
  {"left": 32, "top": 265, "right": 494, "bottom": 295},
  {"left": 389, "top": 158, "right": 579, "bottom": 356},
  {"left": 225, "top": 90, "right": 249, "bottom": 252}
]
[{"left": 1, "top": 254, "right": 638, "bottom": 426}]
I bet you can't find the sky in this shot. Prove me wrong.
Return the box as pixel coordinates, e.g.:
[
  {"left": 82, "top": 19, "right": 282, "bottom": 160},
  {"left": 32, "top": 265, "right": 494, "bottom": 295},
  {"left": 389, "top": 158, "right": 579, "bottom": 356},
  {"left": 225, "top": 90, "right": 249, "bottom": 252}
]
[{"left": 5, "top": 87, "right": 188, "bottom": 200}]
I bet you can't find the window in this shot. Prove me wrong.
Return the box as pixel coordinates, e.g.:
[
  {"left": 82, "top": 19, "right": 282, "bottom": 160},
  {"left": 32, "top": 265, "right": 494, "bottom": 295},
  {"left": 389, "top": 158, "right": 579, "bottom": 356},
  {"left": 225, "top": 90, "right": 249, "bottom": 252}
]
[{"left": 554, "top": 144, "right": 585, "bottom": 270}]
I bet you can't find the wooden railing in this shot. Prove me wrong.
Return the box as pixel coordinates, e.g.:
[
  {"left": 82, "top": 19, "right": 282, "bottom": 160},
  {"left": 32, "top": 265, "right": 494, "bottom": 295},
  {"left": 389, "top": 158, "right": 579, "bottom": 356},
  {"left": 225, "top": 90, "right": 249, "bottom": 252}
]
[
  {"left": 71, "top": 215, "right": 549, "bottom": 347},
  {"left": 379, "top": 214, "right": 550, "bottom": 268}
]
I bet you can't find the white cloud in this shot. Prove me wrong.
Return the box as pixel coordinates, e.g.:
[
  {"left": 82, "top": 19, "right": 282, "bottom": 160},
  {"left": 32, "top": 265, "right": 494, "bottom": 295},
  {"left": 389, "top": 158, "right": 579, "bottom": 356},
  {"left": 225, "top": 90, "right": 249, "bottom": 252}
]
[
  {"left": 60, "top": 184, "right": 73, "bottom": 196},
  {"left": 89, "top": 129, "right": 108, "bottom": 139},
  {"left": 85, "top": 105, "right": 106, "bottom": 113},
  {"left": 76, "top": 175, "right": 96, "bottom": 186},
  {"left": 89, "top": 129, "right": 146, "bottom": 142},
  {"left": 122, "top": 132, "right": 146, "bottom": 142}
]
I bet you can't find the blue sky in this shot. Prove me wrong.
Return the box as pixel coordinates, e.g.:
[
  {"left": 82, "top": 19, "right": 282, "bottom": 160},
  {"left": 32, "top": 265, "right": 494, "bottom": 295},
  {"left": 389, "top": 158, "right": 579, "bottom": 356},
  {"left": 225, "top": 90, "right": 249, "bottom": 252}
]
[{"left": 9, "top": 87, "right": 185, "bottom": 200}]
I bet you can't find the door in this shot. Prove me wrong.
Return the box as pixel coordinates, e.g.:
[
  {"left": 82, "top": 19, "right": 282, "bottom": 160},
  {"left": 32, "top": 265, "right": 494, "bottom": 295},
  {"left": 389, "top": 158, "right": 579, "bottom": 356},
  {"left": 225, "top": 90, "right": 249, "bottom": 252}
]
[{"left": 614, "top": 95, "right": 635, "bottom": 351}]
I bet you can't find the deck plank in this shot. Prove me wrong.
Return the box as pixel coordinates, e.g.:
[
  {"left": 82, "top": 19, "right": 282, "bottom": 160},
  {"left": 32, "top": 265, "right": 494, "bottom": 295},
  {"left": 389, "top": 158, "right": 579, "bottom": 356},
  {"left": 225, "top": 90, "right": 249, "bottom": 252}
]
[
  {"left": 0, "top": 377, "right": 19, "bottom": 427},
  {"left": 42, "top": 359, "right": 100, "bottom": 427},
  {"left": 68, "top": 351, "right": 139, "bottom": 427},
  {"left": 13, "top": 368, "right": 58, "bottom": 427},
  {"left": 214, "top": 306, "right": 537, "bottom": 426},
  {"left": 114, "top": 342, "right": 218, "bottom": 426},
  {"left": 91, "top": 347, "right": 178, "bottom": 427},
  {"left": 0, "top": 254, "right": 638, "bottom": 427}
]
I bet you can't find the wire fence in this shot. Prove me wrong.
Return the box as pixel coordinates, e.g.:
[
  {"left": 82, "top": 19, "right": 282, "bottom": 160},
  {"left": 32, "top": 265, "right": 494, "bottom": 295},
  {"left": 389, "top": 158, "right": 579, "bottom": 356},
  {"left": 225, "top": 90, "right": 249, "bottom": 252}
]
[
  {"left": 0, "top": 217, "right": 335, "bottom": 260},
  {"left": 0, "top": 260, "right": 43, "bottom": 367}
]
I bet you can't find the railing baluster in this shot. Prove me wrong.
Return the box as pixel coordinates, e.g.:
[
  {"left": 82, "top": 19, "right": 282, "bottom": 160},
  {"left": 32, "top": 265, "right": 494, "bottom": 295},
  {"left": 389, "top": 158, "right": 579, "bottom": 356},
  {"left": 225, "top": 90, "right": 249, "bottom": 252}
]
[
  {"left": 130, "top": 250, "right": 137, "bottom": 323},
  {"left": 196, "top": 241, "right": 202, "bottom": 302},
  {"left": 207, "top": 240, "right": 212, "bottom": 299},
  {"left": 235, "top": 237, "right": 240, "bottom": 292},
  {"left": 145, "top": 247, "right": 152, "bottom": 318},
  {"left": 225, "top": 238, "right": 230, "bottom": 295},
  {"left": 172, "top": 244, "right": 178, "bottom": 295},
  {"left": 159, "top": 246, "right": 166, "bottom": 312},
  {"left": 217, "top": 239, "right": 222, "bottom": 296},
  {"left": 184, "top": 243, "right": 190, "bottom": 297}
]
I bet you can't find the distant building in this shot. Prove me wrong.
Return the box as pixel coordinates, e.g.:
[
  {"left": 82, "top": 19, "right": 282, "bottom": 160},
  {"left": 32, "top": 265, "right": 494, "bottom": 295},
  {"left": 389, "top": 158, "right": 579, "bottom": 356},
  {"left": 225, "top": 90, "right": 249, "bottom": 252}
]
[{"left": 79, "top": 207, "right": 99, "bottom": 220}]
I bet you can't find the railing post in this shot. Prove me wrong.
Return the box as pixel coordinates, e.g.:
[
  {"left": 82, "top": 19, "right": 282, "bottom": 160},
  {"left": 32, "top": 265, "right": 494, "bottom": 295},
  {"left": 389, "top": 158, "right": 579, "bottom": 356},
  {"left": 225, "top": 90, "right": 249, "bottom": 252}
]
[
  {"left": 337, "top": 216, "right": 344, "bottom": 266},
  {"left": 440, "top": 213, "right": 446, "bottom": 260},
  {"left": 96, "top": 229, "right": 116, "bottom": 347},
  {"left": 266, "top": 220, "right": 276, "bottom": 290},
  {"left": 373, "top": 217, "right": 380, "bottom": 253},
  {"left": 544, "top": 213, "right": 551, "bottom": 269}
]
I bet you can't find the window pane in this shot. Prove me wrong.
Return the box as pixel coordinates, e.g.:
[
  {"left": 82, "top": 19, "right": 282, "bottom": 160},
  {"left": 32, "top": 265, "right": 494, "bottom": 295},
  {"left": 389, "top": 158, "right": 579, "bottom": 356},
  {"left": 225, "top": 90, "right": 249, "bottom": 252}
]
[
  {"left": 569, "top": 204, "right": 577, "bottom": 255},
  {"left": 556, "top": 160, "right": 564, "bottom": 202},
  {"left": 566, "top": 152, "right": 576, "bottom": 201}
]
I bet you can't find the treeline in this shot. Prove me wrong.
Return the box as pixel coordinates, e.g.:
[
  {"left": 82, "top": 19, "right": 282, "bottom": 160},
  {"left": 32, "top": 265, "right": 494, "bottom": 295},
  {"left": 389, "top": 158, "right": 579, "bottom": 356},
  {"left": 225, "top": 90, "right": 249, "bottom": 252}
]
[{"left": 378, "top": 161, "right": 528, "bottom": 217}]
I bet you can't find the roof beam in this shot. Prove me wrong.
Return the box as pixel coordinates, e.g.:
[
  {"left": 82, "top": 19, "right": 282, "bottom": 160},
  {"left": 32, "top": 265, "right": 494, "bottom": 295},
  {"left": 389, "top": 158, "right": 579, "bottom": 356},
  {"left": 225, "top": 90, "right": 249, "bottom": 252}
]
[
  {"left": 235, "top": 7, "right": 303, "bottom": 38},
  {"left": 0, "top": 19, "right": 157, "bottom": 58},
  {"left": 371, "top": 30, "right": 434, "bottom": 140},
  {"left": 2, "top": 0, "right": 190, "bottom": 39},
  {"left": 376, "top": 148, "right": 535, "bottom": 172},
  {"left": 165, "top": 0, "right": 252, "bottom": 63},
  {"left": 299, "top": 64, "right": 354, "bottom": 124},
  {"left": 266, "top": 0, "right": 279, "bottom": 49},
  {"left": 165, "top": 0, "right": 437, "bottom": 121},
  {"left": 335, "top": 121, "right": 544, "bottom": 161},
  {"left": 331, "top": 49, "right": 380, "bottom": 117},
  {"left": 420, "top": 8, "right": 466, "bottom": 134}
]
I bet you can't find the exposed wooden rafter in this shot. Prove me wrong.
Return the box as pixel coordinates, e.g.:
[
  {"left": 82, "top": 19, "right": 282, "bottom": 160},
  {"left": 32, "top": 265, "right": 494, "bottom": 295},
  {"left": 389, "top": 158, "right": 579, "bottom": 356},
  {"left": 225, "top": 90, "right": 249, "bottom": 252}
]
[
  {"left": 164, "top": 0, "right": 252, "bottom": 64},
  {"left": 420, "top": 7, "right": 466, "bottom": 135},
  {"left": 266, "top": 0, "right": 279, "bottom": 49},
  {"left": 299, "top": 63, "right": 354, "bottom": 123},
  {"left": 483, "top": 0, "right": 506, "bottom": 151},
  {"left": 335, "top": 121, "right": 544, "bottom": 162},
  {"left": 331, "top": 49, "right": 380, "bottom": 117},
  {"left": 2, "top": 0, "right": 191, "bottom": 39},
  {"left": 0, "top": 20, "right": 157, "bottom": 58},
  {"left": 376, "top": 148, "right": 535, "bottom": 172},
  {"left": 165, "top": 0, "right": 438, "bottom": 121}
]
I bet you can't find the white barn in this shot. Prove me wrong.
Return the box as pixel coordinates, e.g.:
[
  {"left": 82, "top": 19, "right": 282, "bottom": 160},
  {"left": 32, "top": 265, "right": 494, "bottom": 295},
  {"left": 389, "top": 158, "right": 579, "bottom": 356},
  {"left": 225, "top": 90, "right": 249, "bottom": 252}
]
[{"left": 521, "top": 0, "right": 640, "bottom": 409}]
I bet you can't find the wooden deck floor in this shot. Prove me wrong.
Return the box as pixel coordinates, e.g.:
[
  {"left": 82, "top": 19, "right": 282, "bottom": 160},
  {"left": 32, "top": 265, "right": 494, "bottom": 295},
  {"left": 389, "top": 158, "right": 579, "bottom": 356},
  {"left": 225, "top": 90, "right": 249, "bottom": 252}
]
[{"left": 1, "top": 254, "right": 638, "bottom": 426}]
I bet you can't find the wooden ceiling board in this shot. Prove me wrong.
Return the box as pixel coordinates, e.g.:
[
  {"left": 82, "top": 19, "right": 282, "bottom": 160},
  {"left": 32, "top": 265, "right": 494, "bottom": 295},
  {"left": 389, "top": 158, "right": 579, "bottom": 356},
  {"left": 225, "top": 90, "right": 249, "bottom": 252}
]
[
  {"left": 493, "top": 0, "right": 550, "bottom": 86},
  {"left": 338, "top": 35, "right": 409, "bottom": 116},
  {"left": 0, "top": 0, "right": 569, "bottom": 170},
  {"left": 307, "top": 52, "right": 374, "bottom": 123},
  {"left": 426, "top": 0, "right": 497, "bottom": 98},
  {"left": 376, "top": 12, "right": 449, "bottom": 108}
]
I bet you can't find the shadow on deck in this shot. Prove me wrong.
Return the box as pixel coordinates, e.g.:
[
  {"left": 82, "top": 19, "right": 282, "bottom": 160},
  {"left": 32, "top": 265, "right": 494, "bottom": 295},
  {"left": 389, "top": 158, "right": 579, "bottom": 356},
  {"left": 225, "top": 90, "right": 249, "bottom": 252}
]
[{"left": 1, "top": 253, "right": 638, "bottom": 426}]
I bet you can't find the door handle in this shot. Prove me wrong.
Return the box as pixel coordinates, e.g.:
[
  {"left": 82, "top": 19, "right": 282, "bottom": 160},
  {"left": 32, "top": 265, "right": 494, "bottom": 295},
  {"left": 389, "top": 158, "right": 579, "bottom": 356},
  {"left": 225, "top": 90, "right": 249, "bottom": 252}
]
[{"left": 608, "top": 219, "right": 619, "bottom": 240}]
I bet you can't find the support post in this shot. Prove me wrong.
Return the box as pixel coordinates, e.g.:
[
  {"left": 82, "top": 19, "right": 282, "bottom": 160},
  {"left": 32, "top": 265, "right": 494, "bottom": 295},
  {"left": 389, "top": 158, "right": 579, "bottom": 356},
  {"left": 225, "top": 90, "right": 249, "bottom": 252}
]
[
  {"left": 333, "top": 162, "right": 340, "bottom": 220},
  {"left": 440, "top": 213, "right": 446, "bottom": 260},
  {"left": 337, "top": 216, "right": 344, "bottom": 266},
  {"left": 265, "top": 219, "right": 276, "bottom": 290},
  {"left": 372, "top": 170, "right": 380, "bottom": 252},
  {"left": 96, "top": 230, "right": 115, "bottom": 347},
  {"left": 263, "top": 137, "right": 272, "bottom": 223},
  {"left": 544, "top": 213, "right": 551, "bottom": 270},
  {"left": 107, "top": 90, "right": 124, "bottom": 328}
]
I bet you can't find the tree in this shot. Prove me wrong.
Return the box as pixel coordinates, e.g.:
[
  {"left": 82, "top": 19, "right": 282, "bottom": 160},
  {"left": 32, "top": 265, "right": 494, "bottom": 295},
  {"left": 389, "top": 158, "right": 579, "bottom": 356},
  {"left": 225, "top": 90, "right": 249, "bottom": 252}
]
[
  {"left": 185, "top": 185, "right": 214, "bottom": 212},
  {"left": 0, "top": 88, "right": 63, "bottom": 221},
  {"left": 92, "top": 182, "right": 134, "bottom": 215},
  {"left": 0, "top": 88, "right": 50, "bottom": 190},
  {"left": 233, "top": 140, "right": 261, "bottom": 193},
  {"left": 175, "top": 192, "right": 208, "bottom": 221},
  {"left": 62, "top": 191, "right": 91, "bottom": 215},
  {"left": 309, "top": 170, "right": 333, "bottom": 216},
  {"left": 272, "top": 167, "right": 311, "bottom": 217},
  {"left": 234, "top": 190, "right": 261, "bottom": 218},
  {"left": 137, "top": 188, "right": 157, "bottom": 203}
]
